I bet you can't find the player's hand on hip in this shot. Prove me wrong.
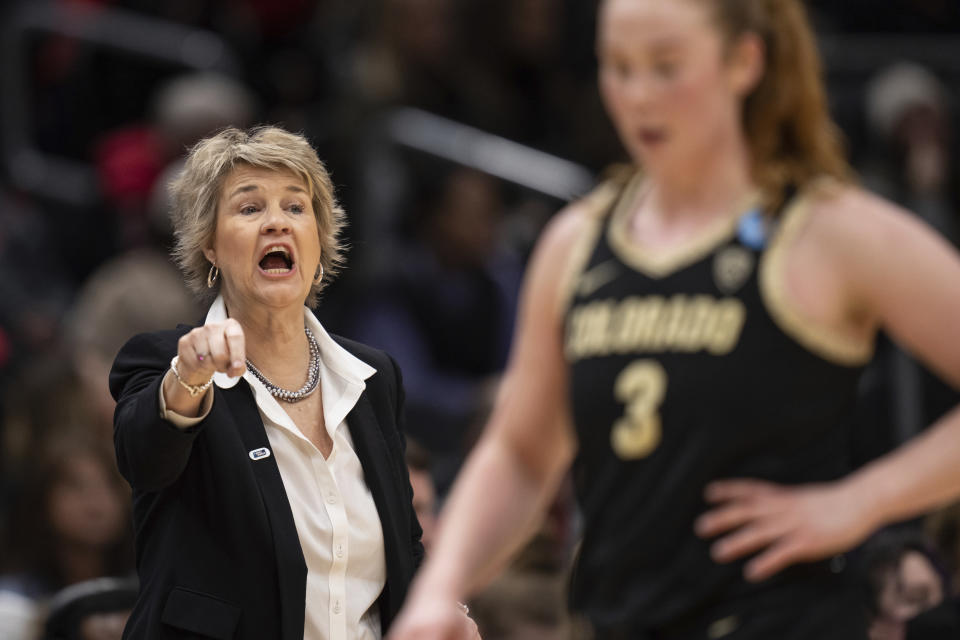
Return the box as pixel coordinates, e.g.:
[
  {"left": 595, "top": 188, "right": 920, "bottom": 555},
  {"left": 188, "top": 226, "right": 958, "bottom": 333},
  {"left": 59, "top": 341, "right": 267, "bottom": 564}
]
[
  {"left": 387, "top": 596, "right": 480, "bottom": 640},
  {"left": 694, "top": 478, "right": 876, "bottom": 582},
  {"left": 177, "top": 319, "right": 247, "bottom": 382}
]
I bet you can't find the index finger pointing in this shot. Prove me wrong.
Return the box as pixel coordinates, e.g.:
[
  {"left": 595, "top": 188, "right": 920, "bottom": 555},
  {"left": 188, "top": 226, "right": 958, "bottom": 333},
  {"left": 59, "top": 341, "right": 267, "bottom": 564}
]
[{"left": 224, "top": 319, "right": 246, "bottom": 374}]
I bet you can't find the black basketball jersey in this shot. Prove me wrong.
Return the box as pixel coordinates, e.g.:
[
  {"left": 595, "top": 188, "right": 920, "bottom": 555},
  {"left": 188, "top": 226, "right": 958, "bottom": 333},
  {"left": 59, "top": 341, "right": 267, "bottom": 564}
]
[{"left": 564, "top": 174, "right": 871, "bottom": 636}]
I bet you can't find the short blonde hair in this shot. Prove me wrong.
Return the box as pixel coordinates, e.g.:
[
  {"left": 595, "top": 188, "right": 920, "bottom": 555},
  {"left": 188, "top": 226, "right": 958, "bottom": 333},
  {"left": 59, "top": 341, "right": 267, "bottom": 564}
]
[{"left": 169, "top": 126, "right": 346, "bottom": 307}]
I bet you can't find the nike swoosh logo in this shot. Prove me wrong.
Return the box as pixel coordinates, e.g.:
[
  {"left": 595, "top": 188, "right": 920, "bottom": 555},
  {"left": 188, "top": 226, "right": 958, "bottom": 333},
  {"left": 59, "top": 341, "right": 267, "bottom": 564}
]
[{"left": 578, "top": 260, "right": 621, "bottom": 296}]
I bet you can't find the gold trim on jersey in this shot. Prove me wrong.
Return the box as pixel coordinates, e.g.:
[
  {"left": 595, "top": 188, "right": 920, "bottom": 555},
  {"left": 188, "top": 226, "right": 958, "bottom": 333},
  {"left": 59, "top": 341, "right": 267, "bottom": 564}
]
[
  {"left": 557, "top": 176, "right": 629, "bottom": 317},
  {"left": 758, "top": 189, "right": 875, "bottom": 366},
  {"left": 607, "top": 177, "right": 758, "bottom": 279}
]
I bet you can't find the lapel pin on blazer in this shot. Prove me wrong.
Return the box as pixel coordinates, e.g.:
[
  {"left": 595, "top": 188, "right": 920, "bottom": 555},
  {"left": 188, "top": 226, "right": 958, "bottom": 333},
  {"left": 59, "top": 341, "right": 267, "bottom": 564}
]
[{"left": 248, "top": 447, "right": 272, "bottom": 461}]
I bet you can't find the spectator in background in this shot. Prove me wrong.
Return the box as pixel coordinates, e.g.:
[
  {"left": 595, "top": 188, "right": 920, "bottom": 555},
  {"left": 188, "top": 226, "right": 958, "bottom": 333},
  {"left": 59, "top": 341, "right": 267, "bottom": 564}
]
[
  {"left": 0, "top": 431, "right": 133, "bottom": 640},
  {"left": 2, "top": 354, "right": 101, "bottom": 512},
  {"left": 926, "top": 503, "right": 960, "bottom": 598},
  {"left": 351, "top": 166, "right": 522, "bottom": 495},
  {"left": 152, "top": 72, "right": 259, "bottom": 167},
  {"left": 863, "top": 62, "right": 958, "bottom": 247},
  {"left": 861, "top": 528, "right": 960, "bottom": 639},
  {"left": 68, "top": 250, "right": 201, "bottom": 438},
  {"left": 2, "top": 211, "right": 199, "bottom": 522},
  {"left": 95, "top": 71, "right": 257, "bottom": 249},
  {"left": 43, "top": 576, "right": 138, "bottom": 640}
]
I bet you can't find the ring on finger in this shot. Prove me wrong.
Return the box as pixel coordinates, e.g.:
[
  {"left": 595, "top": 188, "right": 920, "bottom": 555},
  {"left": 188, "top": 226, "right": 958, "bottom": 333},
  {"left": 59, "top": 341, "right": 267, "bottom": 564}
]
[{"left": 456, "top": 602, "right": 469, "bottom": 615}]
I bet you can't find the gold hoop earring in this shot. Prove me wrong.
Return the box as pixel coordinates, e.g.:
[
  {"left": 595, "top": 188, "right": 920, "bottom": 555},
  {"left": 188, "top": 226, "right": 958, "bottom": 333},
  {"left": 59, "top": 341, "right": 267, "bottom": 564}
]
[
  {"left": 207, "top": 264, "right": 220, "bottom": 288},
  {"left": 313, "top": 264, "right": 324, "bottom": 285}
]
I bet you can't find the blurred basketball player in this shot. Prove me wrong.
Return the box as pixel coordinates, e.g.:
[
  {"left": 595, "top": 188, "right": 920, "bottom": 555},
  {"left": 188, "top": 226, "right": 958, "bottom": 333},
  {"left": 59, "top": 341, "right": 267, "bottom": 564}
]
[{"left": 388, "top": 1, "right": 960, "bottom": 638}]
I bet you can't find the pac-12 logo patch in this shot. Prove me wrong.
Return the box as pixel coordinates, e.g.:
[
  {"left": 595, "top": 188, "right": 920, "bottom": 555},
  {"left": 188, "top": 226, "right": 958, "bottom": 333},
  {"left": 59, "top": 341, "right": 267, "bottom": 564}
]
[
  {"left": 713, "top": 246, "right": 754, "bottom": 294},
  {"left": 248, "top": 447, "right": 271, "bottom": 461}
]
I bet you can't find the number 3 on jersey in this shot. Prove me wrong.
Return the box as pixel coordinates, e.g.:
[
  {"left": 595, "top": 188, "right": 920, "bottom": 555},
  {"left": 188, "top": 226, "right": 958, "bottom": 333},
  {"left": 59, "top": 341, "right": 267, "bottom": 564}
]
[{"left": 611, "top": 360, "right": 668, "bottom": 459}]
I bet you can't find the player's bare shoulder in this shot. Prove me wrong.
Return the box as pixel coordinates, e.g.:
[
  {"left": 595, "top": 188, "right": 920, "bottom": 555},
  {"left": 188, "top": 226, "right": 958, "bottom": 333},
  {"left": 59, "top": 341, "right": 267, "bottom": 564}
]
[
  {"left": 803, "top": 181, "right": 923, "bottom": 260},
  {"left": 802, "top": 180, "right": 960, "bottom": 326}
]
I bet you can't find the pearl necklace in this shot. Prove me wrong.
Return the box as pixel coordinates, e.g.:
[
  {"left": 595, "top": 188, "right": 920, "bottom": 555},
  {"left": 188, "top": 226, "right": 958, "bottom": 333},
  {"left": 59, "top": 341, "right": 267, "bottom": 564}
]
[{"left": 245, "top": 327, "right": 321, "bottom": 402}]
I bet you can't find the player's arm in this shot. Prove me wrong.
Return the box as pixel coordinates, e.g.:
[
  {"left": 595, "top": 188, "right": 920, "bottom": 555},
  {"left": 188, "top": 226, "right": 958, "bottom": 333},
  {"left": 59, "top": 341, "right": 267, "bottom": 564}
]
[
  {"left": 829, "top": 189, "right": 960, "bottom": 523},
  {"left": 387, "top": 199, "right": 594, "bottom": 639}
]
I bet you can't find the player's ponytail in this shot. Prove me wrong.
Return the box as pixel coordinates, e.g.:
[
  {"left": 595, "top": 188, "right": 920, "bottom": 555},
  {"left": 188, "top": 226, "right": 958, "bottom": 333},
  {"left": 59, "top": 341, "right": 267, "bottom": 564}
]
[{"left": 708, "top": 0, "right": 854, "bottom": 210}]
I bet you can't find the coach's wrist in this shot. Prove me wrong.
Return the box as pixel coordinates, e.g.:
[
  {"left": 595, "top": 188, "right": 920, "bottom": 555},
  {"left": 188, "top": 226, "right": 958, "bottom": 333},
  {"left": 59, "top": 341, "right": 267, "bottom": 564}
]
[{"left": 162, "top": 369, "right": 210, "bottom": 420}]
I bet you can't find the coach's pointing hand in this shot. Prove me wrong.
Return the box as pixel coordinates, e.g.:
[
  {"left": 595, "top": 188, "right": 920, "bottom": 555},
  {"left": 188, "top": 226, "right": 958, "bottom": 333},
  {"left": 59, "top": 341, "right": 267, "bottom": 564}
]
[{"left": 163, "top": 319, "right": 246, "bottom": 417}]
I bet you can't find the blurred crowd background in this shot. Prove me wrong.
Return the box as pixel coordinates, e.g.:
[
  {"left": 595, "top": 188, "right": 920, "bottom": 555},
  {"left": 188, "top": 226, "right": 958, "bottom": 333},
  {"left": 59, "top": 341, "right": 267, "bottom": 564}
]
[{"left": 0, "top": 0, "right": 958, "bottom": 638}]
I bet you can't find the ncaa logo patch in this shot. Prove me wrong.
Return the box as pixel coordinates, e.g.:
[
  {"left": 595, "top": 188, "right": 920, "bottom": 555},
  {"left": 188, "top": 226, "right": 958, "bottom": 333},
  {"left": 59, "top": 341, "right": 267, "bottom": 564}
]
[
  {"left": 248, "top": 447, "right": 271, "bottom": 461},
  {"left": 713, "top": 246, "right": 754, "bottom": 294}
]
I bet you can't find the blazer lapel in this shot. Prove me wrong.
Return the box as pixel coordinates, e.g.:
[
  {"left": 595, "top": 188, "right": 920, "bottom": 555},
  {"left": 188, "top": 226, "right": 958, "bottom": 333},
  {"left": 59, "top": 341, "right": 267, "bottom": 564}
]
[{"left": 223, "top": 383, "right": 307, "bottom": 640}]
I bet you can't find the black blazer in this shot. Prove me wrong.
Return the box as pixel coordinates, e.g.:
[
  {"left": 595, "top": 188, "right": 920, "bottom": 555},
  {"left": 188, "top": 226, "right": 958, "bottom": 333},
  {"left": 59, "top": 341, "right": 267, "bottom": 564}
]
[{"left": 110, "top": 326, "right": 423, "bottom": 640}]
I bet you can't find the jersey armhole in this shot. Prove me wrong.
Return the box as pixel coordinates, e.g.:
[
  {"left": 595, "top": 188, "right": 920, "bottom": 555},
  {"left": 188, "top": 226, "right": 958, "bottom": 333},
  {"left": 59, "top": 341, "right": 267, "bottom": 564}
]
[{"left": 758, "top": 186, "right": 875, "bottom": 367}]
